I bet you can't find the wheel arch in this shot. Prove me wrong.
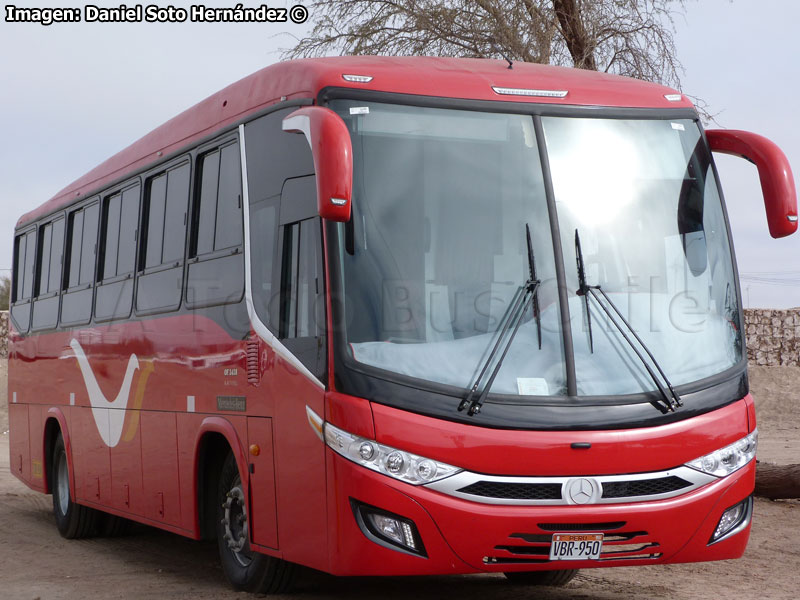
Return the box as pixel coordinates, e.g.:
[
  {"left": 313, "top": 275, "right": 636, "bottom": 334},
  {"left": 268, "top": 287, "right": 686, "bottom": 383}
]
[
  {"left": 43, "top": 408, "right": 73, "bottom": 495},
  {"left": 194, "top": 417, "right": 249, "bottom": 541}
]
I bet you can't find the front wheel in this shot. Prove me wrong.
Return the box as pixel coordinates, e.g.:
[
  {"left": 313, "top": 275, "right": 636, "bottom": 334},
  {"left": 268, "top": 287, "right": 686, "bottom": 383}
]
[
  {"left": 216, "top": 452, "right": 295, "bottom": 594},
  {"left": 504, "top": 569, "right": 578, "bottom": 586},
  {"left": 51, "top": 433, "right": 98, "bottom": 538}
]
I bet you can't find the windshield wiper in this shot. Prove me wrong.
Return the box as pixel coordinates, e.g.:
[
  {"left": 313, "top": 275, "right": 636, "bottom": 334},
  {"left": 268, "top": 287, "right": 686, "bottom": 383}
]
[
  {"left": 459, "top": 224, "right": 541, "bottom": 416},
  {"left": 574, "top": 229, "right": 682, "bottom": 412}
]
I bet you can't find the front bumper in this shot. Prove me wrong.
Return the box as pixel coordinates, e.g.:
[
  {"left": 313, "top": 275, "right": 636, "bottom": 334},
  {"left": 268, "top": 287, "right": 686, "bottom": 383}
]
[{"left": 324, "top": 450, "right": 755, "bottom": 576}]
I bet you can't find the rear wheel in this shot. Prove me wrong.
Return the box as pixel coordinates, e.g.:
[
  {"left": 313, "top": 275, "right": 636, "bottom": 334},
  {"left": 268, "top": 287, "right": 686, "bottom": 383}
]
[
  {"left": 504, "top": 569, "right": 578, "bottom": 586},
  {"left": 216, "top": 452, "right": 295, "bottom": 594},
  {"left": 51, "top": 433, "right": 98, "bottom": 539}
]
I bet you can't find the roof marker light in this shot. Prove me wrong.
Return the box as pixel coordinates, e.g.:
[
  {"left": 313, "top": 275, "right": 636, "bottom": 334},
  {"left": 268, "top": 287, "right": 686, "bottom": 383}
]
[
  {"left": 343, "top": 74, "right": 373, "bottom": 83},
  {"left": 492, "top": 86, "right": 568, "bottom": 98},
  {"left": 664, "top": 94, "right": 683, "bottom": 102}
]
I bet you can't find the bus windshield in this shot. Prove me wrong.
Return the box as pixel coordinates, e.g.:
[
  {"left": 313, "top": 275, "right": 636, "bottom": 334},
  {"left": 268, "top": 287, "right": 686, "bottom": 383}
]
[{"left": 330, "top": 100, "right": 742, "bottom": 398}]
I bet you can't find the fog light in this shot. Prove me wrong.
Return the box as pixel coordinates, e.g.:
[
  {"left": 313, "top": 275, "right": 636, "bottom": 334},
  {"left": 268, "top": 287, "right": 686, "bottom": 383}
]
[
  {"left": 351, "top": 499, "right": 427, "bottom": 557},
  {"left": 369, "top": 514, "right": 405, "bottom": 545},
  {"left": 710, "top": 497, "right": 752, "bottom": 544}
]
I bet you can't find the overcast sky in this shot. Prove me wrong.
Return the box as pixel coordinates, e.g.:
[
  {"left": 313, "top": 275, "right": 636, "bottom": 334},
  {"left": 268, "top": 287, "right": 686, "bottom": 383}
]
[{"left": 1, "top": 0, "right": 798, "bottom": 307}]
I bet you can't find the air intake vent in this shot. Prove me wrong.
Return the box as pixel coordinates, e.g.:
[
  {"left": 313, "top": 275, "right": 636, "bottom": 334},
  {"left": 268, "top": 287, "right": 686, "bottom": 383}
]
[
  {"left": 246, "top": 339, "right": 260, "bottom": 384},
  {"left": 602, "top": 476, "right": 692, "bottom": 498},
  {"left": 457, "top": 481, "right": 562, "bottom": 500}
]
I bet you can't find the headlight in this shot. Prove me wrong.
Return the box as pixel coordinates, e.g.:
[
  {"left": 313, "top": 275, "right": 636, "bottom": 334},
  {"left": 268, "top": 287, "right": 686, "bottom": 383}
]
[
  {"left": 685, "top": 430, "right": 757, "bottom": 477},
  {"left": 324, "top": 421, "right": 461, "bottom": 485}
]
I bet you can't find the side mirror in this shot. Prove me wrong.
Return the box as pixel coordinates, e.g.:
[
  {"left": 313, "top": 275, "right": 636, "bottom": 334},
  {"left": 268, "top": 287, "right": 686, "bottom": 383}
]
[
  {"left": 706, "top": 129, "right": 798, "bottom": 238},
  {"left": 282, "top": 106, "right": 353, "bottom": 222}
]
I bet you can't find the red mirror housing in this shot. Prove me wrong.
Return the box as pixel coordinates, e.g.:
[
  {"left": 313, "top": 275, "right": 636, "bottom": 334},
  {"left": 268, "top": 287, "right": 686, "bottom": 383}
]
[
  {"left": 282, "top": 106, "right": 353, "bottom": 222},
  {"left": 706, "top": 129, "right": 798, "bottom": 238}
]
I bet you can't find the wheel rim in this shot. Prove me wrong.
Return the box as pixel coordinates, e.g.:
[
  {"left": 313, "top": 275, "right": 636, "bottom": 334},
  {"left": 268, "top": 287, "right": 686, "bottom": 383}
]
[
  {"left": 56, "top": 451, "right": 70, "bottom": 515},
  {"left": 222, "top": 478, "right": 253, "bottom": 567}
]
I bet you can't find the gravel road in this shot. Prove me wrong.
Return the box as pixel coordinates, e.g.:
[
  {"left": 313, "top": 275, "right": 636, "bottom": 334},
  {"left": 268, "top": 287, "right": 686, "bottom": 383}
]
[{"left": 1, "top": 362, "right": 798, "bottom": 599}]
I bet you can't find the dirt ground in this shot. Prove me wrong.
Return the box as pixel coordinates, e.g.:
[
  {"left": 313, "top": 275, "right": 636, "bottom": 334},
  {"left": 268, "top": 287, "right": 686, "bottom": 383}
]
[{"left": 1, "top": 361, "right": 798, "bottom": 600}]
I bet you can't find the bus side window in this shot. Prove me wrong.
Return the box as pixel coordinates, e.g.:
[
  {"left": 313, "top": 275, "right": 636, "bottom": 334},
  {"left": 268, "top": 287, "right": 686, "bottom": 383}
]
[
  {"left": 31, "top": 217, "right": 64, "bottom": 331},
  {"left": 61, "top": 201, "right": 99, "bottom": 326},
  {"left": 10, "top": 229, "right": 37, "bottom": 333},
  {"left": 137, "top": 161, "right": 190, "bottom": 314},
  {"left": 186, "top": 140, "right": 244, "bottom": 308},
  {"left": 95, "top": 183, "right": 140, "bottom": 322},
  {"left": 277, "top": 176, "right": 326, "bottom": 380},
  {"left": 243, "top": 108, "right": 314, "bottom": 335}
]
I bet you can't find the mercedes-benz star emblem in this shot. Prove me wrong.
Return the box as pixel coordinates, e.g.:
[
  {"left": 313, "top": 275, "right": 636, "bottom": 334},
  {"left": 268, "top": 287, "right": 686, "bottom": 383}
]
[{"left": 564, "top": 477, "right": 601, "bottom": 505}]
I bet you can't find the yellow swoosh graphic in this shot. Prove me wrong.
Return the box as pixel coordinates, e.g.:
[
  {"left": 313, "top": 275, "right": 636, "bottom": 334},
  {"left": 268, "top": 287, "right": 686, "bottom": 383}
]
[{"left": 122, "top": 360, "right": 154, "bottom": 443}]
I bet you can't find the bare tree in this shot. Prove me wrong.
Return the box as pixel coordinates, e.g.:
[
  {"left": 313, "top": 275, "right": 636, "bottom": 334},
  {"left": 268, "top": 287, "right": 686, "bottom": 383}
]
[{"left": 285, "top": 0, "right": 687, "bottom": 91}]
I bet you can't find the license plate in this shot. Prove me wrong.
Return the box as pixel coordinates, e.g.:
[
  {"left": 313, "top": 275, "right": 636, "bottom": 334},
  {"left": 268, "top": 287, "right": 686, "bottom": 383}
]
[{"left": 549, "top": 533, "right": 604, "bottom": 560}]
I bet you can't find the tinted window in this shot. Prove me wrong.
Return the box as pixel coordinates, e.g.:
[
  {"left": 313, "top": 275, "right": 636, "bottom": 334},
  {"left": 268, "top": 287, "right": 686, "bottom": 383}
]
[
  {"left": 80, "top": 204, "right": 99, "bottom": 285},
  {"left": 196, "top": 150, "right": 219, "bottom": 255},
  {"left": 142, "top": 162, "right": 189, "bottom": 269},
  {"left": 49, "top": 219, "right": 65, "bottom": 293},
  {"left": 66, "top": 211, "right": 84, "bottom": 288},
  {"left": 244, "top": 109, "right": 315, "bottom": 204},
  {"left": 102, "top": 193, "right": 121, "bottom": 279},
  {"left": 37, "top": 219, "right": 64, "bottom": 296},
  {"left": 163, "top": 163, "right": 190, "bottom": 262},
  {"left": 118, "top": 186, "right": 140, "bottom": 275},
  {"left": 13, "top": 234, "right": 26, "bottom": 302},
  {"left": 215, "top": 144, "right": 242, "bottom": 250},
  {"left": 250, "top": 200, "right": 278, "bottom": 327},
  {"left": 280, "top": 218, "right": 322, "bottom": 339},
  {"left": 101, "top": 185, "right": 139, "bottom": 280},
  {"left": 37, "top": 223, "right": 52, "bottom": 296},
  {"left": 193, "top": 142, "right": 242, "bottom": 257},
  {"left": 144, "top": 174, "right": 167, "bottom": 269},
  {"left": 22, "top": 230, "right": 35, "bottom": 300}
]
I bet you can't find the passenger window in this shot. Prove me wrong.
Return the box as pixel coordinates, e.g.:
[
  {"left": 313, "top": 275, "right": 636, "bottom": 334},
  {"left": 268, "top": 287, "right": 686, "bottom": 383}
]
[
  {"left": 141, "top": 162, "right": 189, "bottom": 270},
  {"left": 35, "top": 218, "right": 65, "bottom": 296},
  {"left": 22, "top": 230, "right": 36, "bottom": 300},
  {"left": 31, "top": 218, "right": 64, "bottom": 331},
  {"left": 136, "top": 162, "right": 190, "bottom": 314},
  {"left": 12, "top": 230, "right": 36, "bottom": 303},
  {"left": 192, "top": 142, "right": 242, "bottom": 257},
  {"left": 100, "top": 185, "right": 140, "bottom": 280},
  {"left": 67, "top": 210, "right": 84, "bottom": 288},
  {"left": 95, "top": 184, "right": 139, "bottom": 322},
  {"left": 62, "top": 202, "right": 99, "bottom": 326},
  {"left": 185, "top": 139, "right": 244, "bottom": 309},
  {"left": 11, "top": 229, "right": 37, "bottom": 332},
  {"left": 36, "top": 223, "right": 52, "bottom": 296}
]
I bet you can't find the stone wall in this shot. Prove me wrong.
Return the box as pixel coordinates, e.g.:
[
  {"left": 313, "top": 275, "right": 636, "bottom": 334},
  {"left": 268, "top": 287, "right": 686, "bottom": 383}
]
[
  {"left": 744, "top": 308, "right": 800, "bottom": 366},
  {"left": 0, "top": 311, "right": 7, "bottom": 358}
]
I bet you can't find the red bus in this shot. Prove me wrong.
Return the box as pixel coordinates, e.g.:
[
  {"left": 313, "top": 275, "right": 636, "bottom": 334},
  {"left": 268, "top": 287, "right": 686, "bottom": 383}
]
[{"left": 8, "top": 56, "right": 797, "bottom": 593}]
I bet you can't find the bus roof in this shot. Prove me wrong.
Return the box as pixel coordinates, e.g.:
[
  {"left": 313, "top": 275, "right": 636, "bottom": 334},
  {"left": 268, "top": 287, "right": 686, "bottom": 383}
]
[{"left": 18, "top": 55, "right": 693, "bottom": 228}]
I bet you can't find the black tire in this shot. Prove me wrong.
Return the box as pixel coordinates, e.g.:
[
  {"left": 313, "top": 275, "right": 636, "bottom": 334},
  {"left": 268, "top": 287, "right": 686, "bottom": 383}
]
[
  {"left": 504, "top": 569, "right": 578, "bottom": 587},
  {"left": 51, "top": 433, "right": 98, "bottom": 539},
  {"left": 216, "top": 452, "right": 295, "bottom": 594},
  {"left": 98, "top": 512, "right": 133, "bottom": 537}
]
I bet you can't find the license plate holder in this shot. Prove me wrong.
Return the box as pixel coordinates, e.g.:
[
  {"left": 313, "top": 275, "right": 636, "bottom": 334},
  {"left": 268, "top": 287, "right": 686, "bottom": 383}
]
[{"left": 549, "top": 533, "right": 604, "bottom": 561}]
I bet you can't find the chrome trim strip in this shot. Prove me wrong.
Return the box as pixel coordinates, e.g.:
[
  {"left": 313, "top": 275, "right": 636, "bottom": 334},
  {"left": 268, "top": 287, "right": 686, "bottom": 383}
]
[
  {"left": 238, "top": 124, "right": 325, "bottom": 389},
  {"left": 492, "top": 86, "right": 568, "bottom": 98},
  {"left": 424, "top": 466, "right": 717, "bottom": 506}
]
